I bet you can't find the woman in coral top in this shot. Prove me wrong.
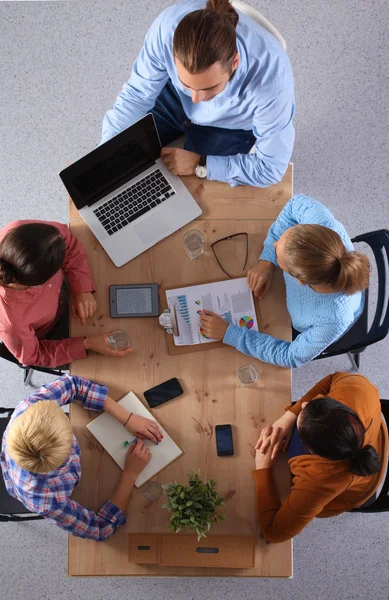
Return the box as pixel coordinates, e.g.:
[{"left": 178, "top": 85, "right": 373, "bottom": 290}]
[
  {"left": 0, "top": 220, "right": 131, "bottom": 367},
  {"left": 253, "top": 372, "right": 388, "bottom": 543}
]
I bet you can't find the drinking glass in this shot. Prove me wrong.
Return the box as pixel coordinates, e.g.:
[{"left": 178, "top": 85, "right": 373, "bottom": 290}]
[
  {"left": 107, "top": 329, "right": 130, "bottom": 350},
  {"left": 141, "top": 480, "right": 162, "bottom": 502},
  {"left": 237, "top": 364, "right": 259, "bottom": 385},
  {"left": 183, "top": 229, "right": 205, "bottom": 259}
]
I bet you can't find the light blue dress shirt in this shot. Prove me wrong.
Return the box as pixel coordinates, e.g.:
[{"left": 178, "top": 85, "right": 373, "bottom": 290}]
[
  {"left": 223, "top": 195, "right": 365, "bottom": 368},
  {"left": 101, "top": 0, "right": 295, "bottom": 187}
]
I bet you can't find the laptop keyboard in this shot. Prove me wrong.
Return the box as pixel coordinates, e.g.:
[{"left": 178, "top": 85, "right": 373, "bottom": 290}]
[{"left": 93, "top": 170, "right": 175, "bottom": 236}]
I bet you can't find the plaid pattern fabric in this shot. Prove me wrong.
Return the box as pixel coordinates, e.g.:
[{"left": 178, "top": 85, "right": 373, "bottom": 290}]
[{"left": 1, "top": 375, "right": 126, "bottom": 540}]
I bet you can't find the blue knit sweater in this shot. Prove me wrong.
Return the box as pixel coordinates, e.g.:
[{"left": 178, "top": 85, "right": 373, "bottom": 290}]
[{"left": 223, "top": 195, "right": 364, "bottom": 368}]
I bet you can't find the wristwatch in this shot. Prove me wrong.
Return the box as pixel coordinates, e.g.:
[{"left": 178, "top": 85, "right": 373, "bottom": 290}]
[{"left": 195, "top": 155, "right": 207, "bottom": 179}]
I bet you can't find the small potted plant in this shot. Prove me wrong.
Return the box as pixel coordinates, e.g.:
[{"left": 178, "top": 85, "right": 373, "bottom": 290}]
[{"left": 162, "top": 470, "right": 225, "bottom": 540}]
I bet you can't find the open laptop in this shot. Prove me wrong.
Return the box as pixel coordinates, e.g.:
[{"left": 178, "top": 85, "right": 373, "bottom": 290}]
[{"left": 59, "top": 114, "right": 202, "bottom": 267}]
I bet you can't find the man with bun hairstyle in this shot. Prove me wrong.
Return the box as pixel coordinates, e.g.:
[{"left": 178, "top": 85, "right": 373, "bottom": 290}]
[{"left": 101, "top": 0, "right": 295, "bottom": 188}]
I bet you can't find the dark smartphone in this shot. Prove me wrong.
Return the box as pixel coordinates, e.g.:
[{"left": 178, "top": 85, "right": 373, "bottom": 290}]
[
  {"left": 144, "top": 378, "right": 184, "bottom": 408},
  {"left": 215, "top": 424, "right": 234, "bottom": 457}
]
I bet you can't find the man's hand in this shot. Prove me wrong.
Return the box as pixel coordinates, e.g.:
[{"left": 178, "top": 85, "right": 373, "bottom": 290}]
[
  {"left": 125, "top": 414, "right": 163, "bottom": 445},
  {"left": 84, "top": 333, "right": 133, "bottom": 357},
  {"left": 199, "top": 310, "right": 229, "bottom": 341},
  {"left": 71, "top": 292, "right": 97, "bottom": 326},
  {"left": 255, "top": 410, "right": 297, "bottom": 460},
  {"left": 123, "top": 440, "right": 152, "bottom": 480},
  {"left": 160, "top": 148, "right": 200, "bottom": 176},
  {"left": 247, "top": 261, "right": 275, "bottom": 299}
]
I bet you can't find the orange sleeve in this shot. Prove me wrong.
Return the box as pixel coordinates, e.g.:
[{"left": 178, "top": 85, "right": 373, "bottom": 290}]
[
  {"left": 286, "top": 373, "right": 334, "bottom": 416},
  {"left": 252, "top": 467, "right": 347, "bottom": 543}
]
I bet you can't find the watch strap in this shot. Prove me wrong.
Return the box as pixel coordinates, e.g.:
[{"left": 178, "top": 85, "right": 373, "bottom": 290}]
[{"left": 199, "top": 155, "right": 207, "bottom": 167}]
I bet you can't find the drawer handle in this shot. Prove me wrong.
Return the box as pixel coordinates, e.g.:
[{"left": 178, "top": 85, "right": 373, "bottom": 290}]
[
  {"left": 137, "top": 545, "right": 151, "bottom": 551},
  {"left": 196, "top": 547, "right": 219, "bottom": 554}
]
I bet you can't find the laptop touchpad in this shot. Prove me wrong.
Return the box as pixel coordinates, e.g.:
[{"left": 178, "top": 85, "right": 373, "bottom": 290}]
[{"left": 134, "top": 214, "right": 170, "bottom": 246}]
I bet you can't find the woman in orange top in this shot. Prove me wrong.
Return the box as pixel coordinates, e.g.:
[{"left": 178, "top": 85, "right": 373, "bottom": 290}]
[{"left": 253, "top": 372, "right": 388, "bottom": 543}]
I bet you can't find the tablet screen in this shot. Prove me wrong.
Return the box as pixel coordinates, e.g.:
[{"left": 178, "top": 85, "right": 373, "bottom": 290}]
[{"left": 116, "top": 287, "right": 153, "bottom": 314}]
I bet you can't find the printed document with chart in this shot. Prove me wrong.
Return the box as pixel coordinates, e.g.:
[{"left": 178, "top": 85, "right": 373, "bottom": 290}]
[{"left": 165, "top": 277, "right": 259, "bottom": 346}]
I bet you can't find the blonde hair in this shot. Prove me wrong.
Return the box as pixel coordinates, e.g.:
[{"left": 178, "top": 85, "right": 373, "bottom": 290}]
[
  {"left": 284, "top": 225, "right": 370, "bottom": 295},
  {"left": 7, "top": 401, "right": 73, "bottom": 473}
]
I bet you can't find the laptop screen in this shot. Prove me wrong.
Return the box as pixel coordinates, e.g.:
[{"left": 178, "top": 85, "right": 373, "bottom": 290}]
[{"left": 59, "top": 114, "right": 161, "bottom": 210}]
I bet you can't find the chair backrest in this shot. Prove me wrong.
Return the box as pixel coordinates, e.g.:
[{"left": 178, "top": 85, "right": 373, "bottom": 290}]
[
  {"left": 231, "top": 0, "right": 287, "bottom": 50},
  {"left": 352, "top": 399, "right": 389, "bottom": 513},
  {"left": 0, "top": 408, "right": 43, "bottom": 521},
  {"left": 349, "top": 229, "right": 389, "bottom": 353}
]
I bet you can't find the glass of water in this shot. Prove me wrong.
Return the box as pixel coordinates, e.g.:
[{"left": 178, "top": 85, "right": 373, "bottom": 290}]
[
  {"left": 183, "top": 229, "right": 205, "bottom": 259},
  {"left": 107, "top": 329, "right": 130, "bottom": 350},
  {"left": 141, "top": 480, "right": 162, "bottom": 502},
  {"left": 237, "top": 364, "right": 259, "bottom": 385}
]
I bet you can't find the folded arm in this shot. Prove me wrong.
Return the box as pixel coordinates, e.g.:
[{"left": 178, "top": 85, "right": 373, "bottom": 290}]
[
  {"left": 43, "top": 498, "right": 126, "bottom": 541},
  {"left": 207, "top": 89, "right": 295, "bottom": 188},
  {"left": 252, "top": 468, "right": 346, "bottom": 543},
  {"left": 21, "top": 373, "right": 108, "bottom": 412}
]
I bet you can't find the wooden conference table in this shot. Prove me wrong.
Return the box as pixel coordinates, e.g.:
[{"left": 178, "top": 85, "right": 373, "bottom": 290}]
[{"left": 68, "top": 165, "right": 293, "bottom": 577}]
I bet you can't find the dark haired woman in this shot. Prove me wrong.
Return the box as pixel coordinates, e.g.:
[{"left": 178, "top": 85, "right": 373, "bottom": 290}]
[
  {"left": 101, "top": 0, "right": 295, "bottom": 187},
  {"left": 0, "top": 220, "right": 131, "bottom": 367},
  {"left": 253, "top": 373, "right": 388, "bottom": 543}
]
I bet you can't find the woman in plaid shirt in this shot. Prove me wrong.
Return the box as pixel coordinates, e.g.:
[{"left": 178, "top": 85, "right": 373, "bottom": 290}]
[{"left": 0, "top": 374, "right": 163, "bottom": 540}]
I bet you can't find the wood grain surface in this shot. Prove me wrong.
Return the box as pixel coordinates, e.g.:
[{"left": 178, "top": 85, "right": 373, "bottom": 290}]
[{"left": 68, "top": 166, "right": 293, "bottom": 577}]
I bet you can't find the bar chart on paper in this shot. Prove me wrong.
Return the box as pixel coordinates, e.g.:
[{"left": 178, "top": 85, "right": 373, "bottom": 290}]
[
  {"left": 177, "top": 295, "right": 190, "bottom": 323},
  {"left": 166, "top": 278, "right": 258, "bottom": 346}
]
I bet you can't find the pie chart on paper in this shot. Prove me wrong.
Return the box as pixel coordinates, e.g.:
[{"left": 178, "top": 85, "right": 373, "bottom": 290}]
[{"left": 239, "top": 316, "right": 254, "bottom": 329}]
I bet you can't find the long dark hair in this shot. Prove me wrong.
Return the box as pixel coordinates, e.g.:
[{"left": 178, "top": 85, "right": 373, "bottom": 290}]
[
  {"left": 173, "top": 0, "right": 239, "bottom": 74},
  {"left": 0, "top": 223, "right": 66, "bottom": 286},
  {"left": 298, "top": 397, "right": 381, "bottom": 477}
]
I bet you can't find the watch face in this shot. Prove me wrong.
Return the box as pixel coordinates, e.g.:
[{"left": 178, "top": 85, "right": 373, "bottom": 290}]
[{"left": 196, "top": 166, "right": 207, "bottom": 179}]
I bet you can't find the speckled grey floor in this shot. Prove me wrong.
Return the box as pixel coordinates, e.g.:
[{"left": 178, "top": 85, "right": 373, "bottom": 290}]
[{"left": 1, "top": 1, "right": 388, "bottom": 598}]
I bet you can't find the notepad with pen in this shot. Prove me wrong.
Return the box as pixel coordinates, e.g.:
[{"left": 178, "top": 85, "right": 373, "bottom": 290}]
[{"left": 86, "top": 391, "right": 183, "bottom": 487}]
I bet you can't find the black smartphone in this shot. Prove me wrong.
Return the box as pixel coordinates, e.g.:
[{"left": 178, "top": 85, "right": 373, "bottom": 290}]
[
  {"left": 215, "top": 424, "right": 234, "bottom": 457},
  {"left": 144, "top": 378, "right": 184, "bottom": 408}
]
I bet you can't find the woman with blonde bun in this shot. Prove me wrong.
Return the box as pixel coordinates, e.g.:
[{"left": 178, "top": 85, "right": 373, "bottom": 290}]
[{"left": 200, "top": 195, "right": 370, "bottom": 368}]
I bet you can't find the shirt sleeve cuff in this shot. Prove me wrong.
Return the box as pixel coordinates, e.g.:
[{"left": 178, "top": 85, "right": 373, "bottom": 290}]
[
  {"left": 223, "top": 324, "right": 242, "bottom": 347},
  {"left": 98, "top": 500, "right": 127, "bottom": 526},
  {"left": 84, "top": 381, "right": 108, "bottom": 412},
  {"left": 68, "top": 278, "right": 97, "bottom": 297},
  {"left": 206, "top": 155, "right": 228, "bottom": 183},
  {"left": 252, "top": 467, "right": 281, "bottom": 510}
]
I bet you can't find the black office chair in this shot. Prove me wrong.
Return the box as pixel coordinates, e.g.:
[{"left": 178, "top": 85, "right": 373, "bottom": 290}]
[
  {"left": 293, "top": 230, "right": 389, "bottom": 370},
  {"left": 0, "top": 407, "right": 43, "bottom": 521},
  {"left": 351, "top": 398, "right": 389, "bottom": 513}
]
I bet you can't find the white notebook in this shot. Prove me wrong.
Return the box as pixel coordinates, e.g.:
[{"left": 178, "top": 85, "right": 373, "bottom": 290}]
[{"left": 86, "top": 391, "right": 183, "bottom": 488}]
